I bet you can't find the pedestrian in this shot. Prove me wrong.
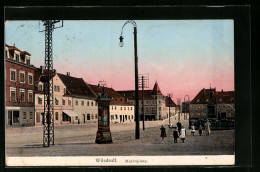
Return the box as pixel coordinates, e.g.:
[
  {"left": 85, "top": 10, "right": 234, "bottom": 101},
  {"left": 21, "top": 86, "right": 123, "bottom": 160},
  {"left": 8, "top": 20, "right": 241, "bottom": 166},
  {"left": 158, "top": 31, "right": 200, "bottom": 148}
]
[
  {"left": 191, "top": 125, "right": 195, "bottom": 136},
  {"left": 160, "top": 125, "right": 167, "bottom": 140},
  {"left": 180, "top": 126, "right": 186, "bottom": 143},
  {"left": 173, "top": 127, "right": 179, "bottom": 143},
  {"left": 177, "top": 122, "right": 182, "bottom": 135},
  {"left": 199, "top": 125, "right": 203, "bottom": 136},
  {"left": 205, "top": 119, "right": 211, "bottom": 136}
]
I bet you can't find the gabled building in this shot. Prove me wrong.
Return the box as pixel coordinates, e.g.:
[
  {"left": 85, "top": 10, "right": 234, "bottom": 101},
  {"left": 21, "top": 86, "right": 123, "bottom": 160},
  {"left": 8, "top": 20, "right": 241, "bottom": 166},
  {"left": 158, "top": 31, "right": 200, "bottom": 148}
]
[
  {"left": 5, "top": 45, "right": 36, "bottom": 126},
  {"left": 34, "top": 71, "right": 97, "bottom": 125},
  {"left": 118, "top": 81, "right": 170, "bottom": 121},
  {"left": 189, "top": 87, "right": 235, "bottom": 121},
  {"left": 88, "top": 84, "right": 134, "bottom": 123}
]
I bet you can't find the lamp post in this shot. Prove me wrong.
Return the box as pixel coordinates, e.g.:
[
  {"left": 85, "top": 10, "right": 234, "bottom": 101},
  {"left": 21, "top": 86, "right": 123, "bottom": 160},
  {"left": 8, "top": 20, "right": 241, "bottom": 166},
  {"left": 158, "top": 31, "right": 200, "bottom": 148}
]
[
  {"left": 167, "top": 93, "right": 173, "bottom": 125},
  {"left": 119, "top": 20, "right": 140, "bottom": 139}
]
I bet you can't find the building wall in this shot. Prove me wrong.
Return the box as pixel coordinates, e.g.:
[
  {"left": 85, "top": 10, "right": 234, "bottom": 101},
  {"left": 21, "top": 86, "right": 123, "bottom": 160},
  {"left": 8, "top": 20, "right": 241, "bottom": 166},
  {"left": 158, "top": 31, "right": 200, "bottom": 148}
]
[
  {"left": 216, "top": 103, "right": 235, "bottom": 118},
  {"left": 139, "top": 99, "right": 157, "bottom": 120},
  {"left": 165, "top": 106, "right": 176, "bottom": 118},
  {"left": 72, "top": 98, "right": 98, "bottom": 123},
  {"left": 110, "top": 104, "right": 134, "bottom": 123},
  {"left": 189, "top": 104, "right": 208, "bottom": 119},
  {"left": 5, "top": 58, "right": 35, "bottom": 126}
]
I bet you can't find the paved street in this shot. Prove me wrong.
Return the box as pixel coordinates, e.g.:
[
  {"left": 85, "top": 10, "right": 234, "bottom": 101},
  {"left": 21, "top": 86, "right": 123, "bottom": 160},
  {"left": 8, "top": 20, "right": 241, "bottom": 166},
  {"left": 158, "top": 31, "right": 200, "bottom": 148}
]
[{"left": 6, "top": 113, "right": 234, "bottom": 156}]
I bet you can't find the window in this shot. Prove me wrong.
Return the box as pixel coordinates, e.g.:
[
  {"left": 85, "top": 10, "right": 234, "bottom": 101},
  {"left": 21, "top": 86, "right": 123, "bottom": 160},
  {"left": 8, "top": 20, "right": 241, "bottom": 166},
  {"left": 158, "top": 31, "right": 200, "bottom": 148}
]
[
  {"left": 26, "top": 59, "right": 30, "bottom": 65},
  {"left": 159, "top": 107, "right": 161, "bottom": 111},
  {"left": 81, "top": 101, "right": 84, "bottom": 106},
  {"left": 115, "top": 106, "right": 117, "bottom": 110},
  {"left": 87, "top": 101, "right": 89, "bottom": 106},
  {"left": 55, "top": 97, "right": 59, "bottom": 105},
  {"left": 128, "top": 107, "right": 129, "bottom": 110},
  {"left": 124, "top": 107, "right": 126, "bottom": 110},
  {"left": 10, "top": 88, "right": 16, "bottom": 102},
  {"left": 91, "top": 114, "right": 94, "bottom": 119},
  {"left": 152, "top": 107, "right": 155, "bottom": 113},
  {"left": 16, "top": 54, "right": 20, "bottom": 62},
  {"left": 115, "top": 115, "right": 118, "bottom": 119},
  {"left": 68, "top": 99, "right": 71, "bottom": 106},
  {"left": 120, "top": 107, "right": 122, "bottom": 110},
  {"left": 75, "top": 100, "right": 78, "bottom": 106},
  {"left": 28, "top": 91, "right": 33, "bottom": 103},
  {"left": 131, "top": 107, "right": 133, "bottom": 110},
  {"left": 91, "top": 101, "right": 93, "bottom": 106},
  {"left": 197, "top": 98, "right": 200, "bottom": 102},
  {"left": 36, "top": 112, "right": 41, "bottom": 123},
  {"left": 62, "top": 98, "right": 65, "bottom": 105},
  {"left": 95, "top": 102, "right": 97, "bottom": 106},
  {"left": 19, "top": 71, "right": 25, "bottom": 83},
  {"left": 55, "top": 112, "right": 59, "bottom": 120},
  {"left": 54, "top": 86, "right": 60, "bottom": 92},
  {"left": 146, "top": 101, "right": 149, "bottom": 105},
  {"left": 23, "top": 112, "right": 26, "bottom": 119},
  {"left": 10, "top": 69, "right": 16, "bottom": 82},
  {"left": 111, "top": 115, "right": 114, "bottom": 120},
  {"left": 20, "top": 89, "right": 25, "bottom": 102},
  {"left": 28, "top": 73, "right": 33, "bottom": 85},
  {"left": 132, "top": 115, "right": 134, "bottom": 119},
  {"left": 145, "top": 107, "right": 149, "bottom": 113},
  {"left": 38, "top": 84, "right": 43, "bottom": 91},
  {"left": 111, "top": 106, "right": 113, "bottom": 110},
  {"left": 30, "top": 112, "right": 33, "bottom": 119},
  {"left": 75, "top": 116, "right": 78, "bottom": 120},
  {"left": 95, "top": 114, "right": 97, "bottom": 119},
  {"left": 64, "top": 88, "right": 66, "bottom": 94},
  {"left": 38, "top": 96, "right": 42, "bottom": 104}
]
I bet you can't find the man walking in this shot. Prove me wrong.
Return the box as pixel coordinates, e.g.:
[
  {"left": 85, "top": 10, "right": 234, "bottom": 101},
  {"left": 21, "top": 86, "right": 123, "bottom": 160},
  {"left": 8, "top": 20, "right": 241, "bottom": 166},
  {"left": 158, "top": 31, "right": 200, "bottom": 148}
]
[{"left": 173, "top": 127, "right": 179, "bottom": 143}]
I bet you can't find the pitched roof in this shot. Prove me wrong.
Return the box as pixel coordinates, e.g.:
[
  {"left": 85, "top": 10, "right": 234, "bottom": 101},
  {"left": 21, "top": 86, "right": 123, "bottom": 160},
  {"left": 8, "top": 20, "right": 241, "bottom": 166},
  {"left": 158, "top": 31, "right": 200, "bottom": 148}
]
[
  {"left": 190, "top": 88, "right": 234, "bottom": 104},
  {"left": 165, "top": 96, "right": 177, "bottom": 107},
  {"left": 216, "top": 91, "right": 235, "bottom": 104},
  {"left": 88, "top": 84, "right": 133, "bottom": 105},
  {"left": 117, "top": 90, "right": 156, "bottom": 100},
  {"left": 151, "top": 81, "right": 163, "bottom": 95},
  {"left": 57, "top": 73, "right": 97, "bottom": 98}
]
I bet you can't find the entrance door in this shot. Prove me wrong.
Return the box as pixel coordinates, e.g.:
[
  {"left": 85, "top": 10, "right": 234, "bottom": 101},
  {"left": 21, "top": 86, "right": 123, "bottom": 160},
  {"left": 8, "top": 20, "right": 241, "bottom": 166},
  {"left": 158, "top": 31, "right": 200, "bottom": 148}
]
[
  {"left": 13, "top": 111, "right": 19, "bottom": 124},
  {"left": 8, "top": 111, "right": 12, "bottom": 125},
  {"left": 87, "top": 114, "right": 90, "bottom": 120}
]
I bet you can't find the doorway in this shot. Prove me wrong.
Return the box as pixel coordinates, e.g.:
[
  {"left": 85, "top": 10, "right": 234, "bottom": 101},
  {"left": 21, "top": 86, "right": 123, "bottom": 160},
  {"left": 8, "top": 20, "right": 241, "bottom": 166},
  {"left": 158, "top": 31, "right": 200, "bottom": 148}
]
[{"left": 13, "top": 111, "right": 19, "bottom": 124}]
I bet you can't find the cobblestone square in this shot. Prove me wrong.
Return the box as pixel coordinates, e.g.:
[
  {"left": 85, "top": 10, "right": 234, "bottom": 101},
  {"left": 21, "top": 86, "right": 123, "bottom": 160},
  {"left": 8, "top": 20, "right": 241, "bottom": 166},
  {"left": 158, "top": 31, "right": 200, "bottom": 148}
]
[{"left": 6, "top": 114, "right": 234, "bottom": 157}]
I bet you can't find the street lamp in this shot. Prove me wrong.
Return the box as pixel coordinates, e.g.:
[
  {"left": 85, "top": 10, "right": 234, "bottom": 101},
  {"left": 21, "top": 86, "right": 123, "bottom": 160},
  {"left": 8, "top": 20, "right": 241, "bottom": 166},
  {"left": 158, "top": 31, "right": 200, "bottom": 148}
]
[{"left": 119, "top": 20, "right": 140, "bottom": 139}]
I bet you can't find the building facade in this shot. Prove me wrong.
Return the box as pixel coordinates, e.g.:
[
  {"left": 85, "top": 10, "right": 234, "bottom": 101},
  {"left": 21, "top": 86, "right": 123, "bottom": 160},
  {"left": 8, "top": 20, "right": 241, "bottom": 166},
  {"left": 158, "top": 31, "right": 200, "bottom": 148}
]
[
  {"left": 118, "top": 81, "right": 172, "bottom": 121},
  {"left": 5, "top": 45, "right": 35, "bottom": 126}
]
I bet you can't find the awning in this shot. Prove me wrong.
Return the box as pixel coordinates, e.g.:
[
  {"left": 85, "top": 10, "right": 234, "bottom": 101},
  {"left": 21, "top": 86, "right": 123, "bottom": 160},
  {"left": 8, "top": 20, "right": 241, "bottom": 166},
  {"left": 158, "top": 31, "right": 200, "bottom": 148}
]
[{"left": 62, "top": 110, "right": 79, "bottom": 117}]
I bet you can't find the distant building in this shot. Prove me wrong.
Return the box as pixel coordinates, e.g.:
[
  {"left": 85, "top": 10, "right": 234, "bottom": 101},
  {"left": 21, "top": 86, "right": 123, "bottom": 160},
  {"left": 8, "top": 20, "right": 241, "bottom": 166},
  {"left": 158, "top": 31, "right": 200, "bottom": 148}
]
[
  {"left": 89, "top": 84, "right": 134, "bottom": 123},
  {"left": 189, "top": 88, "right": 235, "bottom": 124},
  {"left": 118, "top": 81, "right": 173, "bottom": 121},
  {"left": 5, "top": 45, "right": 36, "bottom": 126},
  {"left": 182, "top": 101, "right": 190, "bottom": 113},
  {"left": 34, "top": 71, "right": 97, "bottom": 125},
  {"left": 165, "top": 96, "right": 176, "bottom": 118}
]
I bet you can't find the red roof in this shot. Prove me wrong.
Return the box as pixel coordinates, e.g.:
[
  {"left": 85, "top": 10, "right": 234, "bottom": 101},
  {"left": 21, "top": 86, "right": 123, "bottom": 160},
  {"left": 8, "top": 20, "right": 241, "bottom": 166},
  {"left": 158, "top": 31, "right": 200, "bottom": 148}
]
[
  {"left": 117, "top": 90, "right": 156, "bottom": 100},
  {"left": 58, "top": 73, "right": 97, "bottom": 98},
  {"left": 165, "top": 96, "right": 177, "bottom": 107},
  {"left": 151, "top": 81, "right": 163, "bottom": 95},
  {"left": 190, "top": 88, "right": 234, "bottom": 104},
  {"left": 88, "top": 84, "right": 133, "bottom": 105}
]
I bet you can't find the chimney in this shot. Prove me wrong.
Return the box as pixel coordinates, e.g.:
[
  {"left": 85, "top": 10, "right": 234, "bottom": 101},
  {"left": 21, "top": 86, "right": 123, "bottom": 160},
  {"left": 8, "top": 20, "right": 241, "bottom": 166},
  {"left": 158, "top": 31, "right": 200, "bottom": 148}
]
[
  {"left": 66, "top": 72, "right": 70, "bottom": 76},
  {"left": 40, "top": 66, "right": 44, "bottom": 74}
]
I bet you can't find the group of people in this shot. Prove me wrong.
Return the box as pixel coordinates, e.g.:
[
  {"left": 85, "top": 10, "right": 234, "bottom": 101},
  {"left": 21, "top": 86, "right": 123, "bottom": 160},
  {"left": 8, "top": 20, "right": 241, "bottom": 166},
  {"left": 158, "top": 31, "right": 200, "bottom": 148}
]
[{"left": 160, "top": 120, "right": 211, "bottom": 143}]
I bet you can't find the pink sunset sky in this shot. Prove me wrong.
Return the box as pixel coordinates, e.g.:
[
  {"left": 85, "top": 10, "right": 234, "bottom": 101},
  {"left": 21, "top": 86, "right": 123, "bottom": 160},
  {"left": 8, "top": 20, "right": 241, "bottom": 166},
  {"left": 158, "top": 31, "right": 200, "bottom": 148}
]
[{"left": 5, "top": 20, "right": 234, "bottom": 102}]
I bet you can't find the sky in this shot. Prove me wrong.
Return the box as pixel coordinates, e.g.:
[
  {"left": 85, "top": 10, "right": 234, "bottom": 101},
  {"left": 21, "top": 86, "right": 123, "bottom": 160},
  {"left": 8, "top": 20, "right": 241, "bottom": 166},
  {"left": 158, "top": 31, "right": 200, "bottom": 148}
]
[{"left": 5, "top": 20, "right": 234, "bottom": 102}]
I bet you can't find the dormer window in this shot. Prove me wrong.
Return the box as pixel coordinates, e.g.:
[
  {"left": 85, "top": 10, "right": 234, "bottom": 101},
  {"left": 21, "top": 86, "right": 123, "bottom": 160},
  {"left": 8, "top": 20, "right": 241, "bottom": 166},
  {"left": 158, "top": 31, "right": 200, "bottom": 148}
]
[
  {"left": 16, "top": 54, "right": 20, "bottom": 62},
  {"left": 27, "top": 59, "right": 30, "bottom": 65}
]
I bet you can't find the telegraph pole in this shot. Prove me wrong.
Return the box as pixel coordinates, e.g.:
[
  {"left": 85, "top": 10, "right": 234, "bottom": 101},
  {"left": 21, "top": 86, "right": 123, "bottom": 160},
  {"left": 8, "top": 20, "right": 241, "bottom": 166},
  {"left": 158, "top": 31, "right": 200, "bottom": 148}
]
[
  {"left": 138, "top": 74, "right": 149, "bottom": 130},
  {"left": 40, "top": 20, "right": 63, "bottom": 147}
]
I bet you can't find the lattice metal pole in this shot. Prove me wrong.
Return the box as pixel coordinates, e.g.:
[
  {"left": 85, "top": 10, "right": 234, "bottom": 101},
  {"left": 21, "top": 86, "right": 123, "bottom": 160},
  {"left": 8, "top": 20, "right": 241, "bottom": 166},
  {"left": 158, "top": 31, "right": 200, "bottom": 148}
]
[{"left": 41, "top": 20, "right": 63, "bottom": 147}]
